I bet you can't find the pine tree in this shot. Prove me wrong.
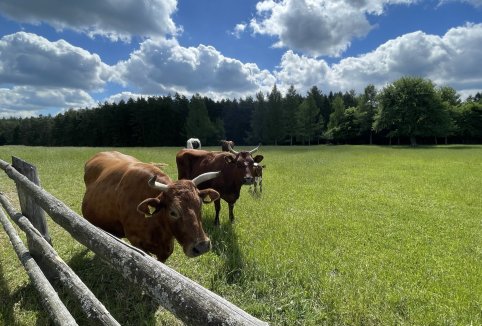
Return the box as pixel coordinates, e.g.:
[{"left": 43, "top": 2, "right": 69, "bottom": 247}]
[
  {"left": 185, "top": 94, "right": 214, "bottom": 144},
  {"left": 282, "top": 85, "right": 302, "bottom": 145},
  {"left": 267, "top": 84, "right": 283, "bottom": 145},
  {"left": 296, "top": 96, "right": 321, "bottom": 145}
]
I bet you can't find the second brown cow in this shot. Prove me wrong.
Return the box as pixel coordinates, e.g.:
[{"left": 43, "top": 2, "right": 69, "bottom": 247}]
[{"left": 176, "top": 145, "right": 263, "bottom": 225}]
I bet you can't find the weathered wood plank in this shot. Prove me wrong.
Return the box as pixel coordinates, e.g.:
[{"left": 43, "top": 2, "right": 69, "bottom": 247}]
[
  {"left": 0, "top": 194, "right": 121, "bottom": 326},
  {"left": 0, "top": 158, "right": 268, "bottom": 326},
  {"left": 0, "top": 207, "right": 78, "bottom": 326},
  {"left": 11, "top": 156, "right": 52, "bottom": 245}
]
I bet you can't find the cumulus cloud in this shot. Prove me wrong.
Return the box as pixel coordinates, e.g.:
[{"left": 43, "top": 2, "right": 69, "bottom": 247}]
[
  {"left": 0, "top": 86, "right": 96, "bottom": 117},
  {"left": 104, "top": 91, "right": 149, "bottom": 104},
  {"left": 0, "top": 32, "right": 113, "bottom": 90},
  {"left": 274, "top": 23, "right": 482, "bottom": 95},
  {"left": 0, "top": 32, "right": 112, "bottom": 116},
  {"left": 116, "top": 38, "right": 276, "bottom": 98},
  {"left": 231, "top": 23, "right": 247, "bottom": 39},
  {"left": 274, "top": 51, "right": 331, "bottom": 93},
  {"left": 248, "top": 0, "right": 418, "bottom": 57},
  {"left": 0, "top": 0, "right": 179, "bottom": 41}
]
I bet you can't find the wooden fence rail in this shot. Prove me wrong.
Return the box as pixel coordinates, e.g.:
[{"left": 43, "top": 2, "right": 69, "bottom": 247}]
[
  {"left": 0, "top": 194, "right": 120, "bottom": 326},
  {"left": 0, "top": 208, "right": 78, "bottom": 326},
  {"left": 0, "top": 157, "right": 268, "bottom": 326}
]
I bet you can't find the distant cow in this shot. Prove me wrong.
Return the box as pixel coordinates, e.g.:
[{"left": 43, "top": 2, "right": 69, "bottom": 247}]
[
  {"left": 176, "top": 144, "right": 263, "bottom": 225},
  {"left": 81, "top": 151, "right": 220, "bottom": 262},
  {"left": 249, "top": 163, "right": 266, "bottom": 193},
  {"left": 220, "top": 140, "right": 235, "bottom": 152},
  {"left": 187, "top": 138, "right": 201, "bottom": 149}
]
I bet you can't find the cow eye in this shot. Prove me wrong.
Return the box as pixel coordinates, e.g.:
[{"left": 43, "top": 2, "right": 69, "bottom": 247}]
[{"left": 169, "top": 209, "right": 180, "bottom": 220}]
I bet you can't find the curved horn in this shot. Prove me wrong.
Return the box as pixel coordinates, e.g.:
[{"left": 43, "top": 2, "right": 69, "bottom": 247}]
[
  {"left": 227, "top": 142, "right": 239, "bottom": 155},
  {"left": 249, "top": 144, "right": 261, "bottom": 154},
  {"left": 148, "top": 175, "right": 169, "bottom": 192},
  {"left": 192, "top": 171, "right": 221, "bottom": 187}
]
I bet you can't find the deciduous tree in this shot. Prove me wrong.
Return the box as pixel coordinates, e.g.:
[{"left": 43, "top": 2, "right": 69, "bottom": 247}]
[{"left": 375, "top": 76, "right": 450, "bottom": 146}]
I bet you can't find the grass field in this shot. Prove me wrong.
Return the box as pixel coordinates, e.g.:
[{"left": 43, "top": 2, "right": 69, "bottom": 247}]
[{"left": 0, "top": 145, "right": 481, "bottom": 325}]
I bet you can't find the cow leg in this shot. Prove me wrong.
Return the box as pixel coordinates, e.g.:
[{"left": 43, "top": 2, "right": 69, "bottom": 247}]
[
  {"left": 259, "top": 179, "right": 262, "bottom": 193},
  {"left": 214, "top": 199, "right": 221, "bottom": 226},
  {"left": 229, "top": 203, "right": 235, "bottom": 223}
]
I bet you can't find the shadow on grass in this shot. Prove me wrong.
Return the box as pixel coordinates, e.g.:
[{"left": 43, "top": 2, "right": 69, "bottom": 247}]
[
  {"left": 247, "top": 187, "right": 263, "bottom": 199},
  {"left": 63, "top": 248, "right": 161, "bottom": 326},
  {"left": 0, "top": 260, "right": 52, "bottom": 326},
  {"left": 204, "top": 216, "right": 245, "bottom": 285}
]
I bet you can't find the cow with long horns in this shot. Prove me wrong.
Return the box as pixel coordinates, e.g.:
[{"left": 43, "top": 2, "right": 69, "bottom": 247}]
[
  {"left": 176, "top": 144, "right": 263, "bottom": 225},
  {"left": 82, "top": 151, "right": 220, "bottom": 262}
]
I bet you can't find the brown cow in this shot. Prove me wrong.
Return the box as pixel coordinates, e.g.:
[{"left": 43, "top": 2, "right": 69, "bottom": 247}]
[
  {"left": 82, "top": 151, "right": 220, "bottom": 262},
  {"left": 176, "top": 144, "right": 263, "bottom": 225}
]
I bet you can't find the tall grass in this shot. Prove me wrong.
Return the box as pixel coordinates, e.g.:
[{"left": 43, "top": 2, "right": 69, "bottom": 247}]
[{"left": 0, "top": 145, "right": 481, "bottom": 325}]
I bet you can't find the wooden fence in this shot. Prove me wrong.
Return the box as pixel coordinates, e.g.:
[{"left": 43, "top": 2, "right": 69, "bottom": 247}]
[{"left": 0, "top": 156, "right": 268, "bottom": 326}]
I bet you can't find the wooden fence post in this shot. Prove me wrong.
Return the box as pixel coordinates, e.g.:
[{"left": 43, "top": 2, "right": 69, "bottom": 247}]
[{"left": 12, "top": 156, "right": 52, "bottom": 245}]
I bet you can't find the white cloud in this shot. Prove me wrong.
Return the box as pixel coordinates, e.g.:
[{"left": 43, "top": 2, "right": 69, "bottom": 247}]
[
  {"left": 0, "top": 32, "right": 110, "bottom": 116},
  {"left": 104, "top": 91, "right": 149, "bottom": 104},
  {"left": 0, "top": 32, "right": 113, "bottom": 90},
  {"left": 248, "top": 0, "right": 419, "bottom": 57},
  {"left": 0, "top": 0, "right": 179, "bottom": 41},
  {"left": 274, "top": 50, "right": 331, "bottom": 94},
  {"left": 231, "top": 23, "right": 247, "bottom": 39},
  {"left": 116, "top": 38, "right": 276, "bottom": 98},
  {"left": 0, "top": 86, "right": 96, "bottom": 117},
  {"left": 274, "top": 23, "right": 482, "bottom": 95}
]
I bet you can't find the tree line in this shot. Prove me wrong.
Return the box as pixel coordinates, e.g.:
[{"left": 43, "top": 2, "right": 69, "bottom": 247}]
[{"left": 1, "top": 76, "right": 481, "bottom": 147}]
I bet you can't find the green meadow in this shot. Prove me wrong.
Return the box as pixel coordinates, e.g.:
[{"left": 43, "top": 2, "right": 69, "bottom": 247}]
[{"left": 0, "top": 145, "right": 481, "bottom": 325}]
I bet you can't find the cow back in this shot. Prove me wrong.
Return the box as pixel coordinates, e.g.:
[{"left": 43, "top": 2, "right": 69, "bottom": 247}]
[{"left": 82, "top": 151, "right": 169, "bottom": 236}]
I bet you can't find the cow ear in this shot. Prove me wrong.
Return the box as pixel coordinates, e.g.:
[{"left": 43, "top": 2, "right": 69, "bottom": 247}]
[
  {"left": 261, "top": 165, "right": 266, "bottom": 168},
  {"left": 254, "top": 155, "right": 264, "bottom": 163},
  {"left": 137, "top": 198, "right": 161, "bottom": 218},
  {"left": 199, "top": 189, "right": 220, "bottom": 204},
  {"left": 224, "top": 155, "right": 235, "bottom": 164}
]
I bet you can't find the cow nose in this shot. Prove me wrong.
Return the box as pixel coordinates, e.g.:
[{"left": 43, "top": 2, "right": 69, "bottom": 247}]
[
  {"left": 191, "top": 239, "right": 211, "bottom": 256},
  {"left": 244, "top": 176, "right": 254, "bottom": 185}
]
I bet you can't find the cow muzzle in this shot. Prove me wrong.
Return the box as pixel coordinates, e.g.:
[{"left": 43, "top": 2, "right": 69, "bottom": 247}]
[{"left": 186, "top": 238, "right": 211, "bottom": 257}]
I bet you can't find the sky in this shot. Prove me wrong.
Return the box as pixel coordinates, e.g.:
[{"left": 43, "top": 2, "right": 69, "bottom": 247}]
[{"left": 0, "top": 0, "right": 481, "bottom": 117}]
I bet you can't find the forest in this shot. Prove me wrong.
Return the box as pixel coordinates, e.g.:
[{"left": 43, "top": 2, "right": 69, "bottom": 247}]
[{"left": 0, "top": 76, "right": 481, "bottom": 147}]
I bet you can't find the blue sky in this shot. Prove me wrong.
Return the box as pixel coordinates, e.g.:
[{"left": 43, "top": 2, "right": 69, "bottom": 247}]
[{"left": 0, "top": 0, "right": 481, "bottom": 117}]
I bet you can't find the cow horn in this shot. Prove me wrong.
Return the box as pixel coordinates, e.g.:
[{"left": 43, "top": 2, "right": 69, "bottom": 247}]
[
  {"left": 148, "top": 175, "right": 169, "bottom": 192},
  {"left": 192, "top": 171, "right": 221, "bottom": 187},
  {"left": 249, "top": 144, "right": 261, "bottom": 154},
  {"left": 227, "top": 142, "right": 239, "bottom": 155}
]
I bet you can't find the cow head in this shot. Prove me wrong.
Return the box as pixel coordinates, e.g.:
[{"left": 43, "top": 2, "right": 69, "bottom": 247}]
[
  {"left": 253, "top": 163, "right": 266, "bottom": 177},
  {"left": 137, "top": 172, "right": 220, "bottom": 258},
  {"left": 224, "top": 144, "right": 264, "bottom": 185},
  {"left": 187, "top": 138, "right": 201, "bottom": 149},
  {"left": 220, "top": 140, "right": 235, "bottom": 152}
]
